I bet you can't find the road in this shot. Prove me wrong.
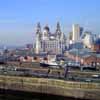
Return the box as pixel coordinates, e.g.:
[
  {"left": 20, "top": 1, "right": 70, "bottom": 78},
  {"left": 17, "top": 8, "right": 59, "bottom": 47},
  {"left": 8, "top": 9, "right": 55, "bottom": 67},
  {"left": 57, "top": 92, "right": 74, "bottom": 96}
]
[{"left": 0, "top": 65, "right": 100, "bottom": 83}]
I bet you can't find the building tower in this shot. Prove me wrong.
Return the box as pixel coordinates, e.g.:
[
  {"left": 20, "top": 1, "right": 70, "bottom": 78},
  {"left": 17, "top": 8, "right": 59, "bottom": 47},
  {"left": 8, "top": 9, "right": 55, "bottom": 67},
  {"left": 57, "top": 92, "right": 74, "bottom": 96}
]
[
  {"left": 35, "top": 22, "right": 41, "bottom": 54},
  {"left": 56, "top": 22, "right": 62, "bottom": 39},
  {"left": 55, "top": 22, "right": 65, "bottom": 53},
  {"left": 72, "top": 24, "right": 80, "bottom": 42},
  {"left": 42, "top": 24, "right": 50, "bottom": 40}
]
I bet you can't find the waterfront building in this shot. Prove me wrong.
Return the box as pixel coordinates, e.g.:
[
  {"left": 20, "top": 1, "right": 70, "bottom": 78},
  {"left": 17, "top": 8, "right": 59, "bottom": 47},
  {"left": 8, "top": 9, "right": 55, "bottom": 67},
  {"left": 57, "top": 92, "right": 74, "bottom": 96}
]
[
  {"left": 65, "top": 48, "right": 100, "bottom": 65},
  {"left": 34, "top": 22, "right": 66, "bottom": 54}
]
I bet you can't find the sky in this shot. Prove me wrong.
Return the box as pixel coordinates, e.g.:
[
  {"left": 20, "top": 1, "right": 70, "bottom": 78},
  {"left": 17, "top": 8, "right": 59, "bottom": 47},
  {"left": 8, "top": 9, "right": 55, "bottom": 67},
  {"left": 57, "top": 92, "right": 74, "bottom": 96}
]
[{"left": 0, "top": 0, "right": 100, "bottom": 46}]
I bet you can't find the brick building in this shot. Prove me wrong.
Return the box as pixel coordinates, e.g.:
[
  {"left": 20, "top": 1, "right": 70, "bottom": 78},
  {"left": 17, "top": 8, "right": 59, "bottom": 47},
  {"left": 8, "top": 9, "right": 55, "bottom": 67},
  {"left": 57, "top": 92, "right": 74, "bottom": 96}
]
[
  {"left": 91, "top": 38, "right": 100, "bottom": 52},
  {"left": 65, "top": 48, "right": 100, "bottom": 65}
]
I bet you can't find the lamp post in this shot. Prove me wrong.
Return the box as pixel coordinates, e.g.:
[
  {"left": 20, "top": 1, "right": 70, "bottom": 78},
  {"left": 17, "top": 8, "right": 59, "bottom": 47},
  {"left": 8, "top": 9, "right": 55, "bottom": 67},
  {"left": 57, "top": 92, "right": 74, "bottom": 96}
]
[
  {"left": 95, "top": 54, "right": 97, "bottom": 71},
  {"left": 64, "top": 63, "right": 69, "bottom": 79}
]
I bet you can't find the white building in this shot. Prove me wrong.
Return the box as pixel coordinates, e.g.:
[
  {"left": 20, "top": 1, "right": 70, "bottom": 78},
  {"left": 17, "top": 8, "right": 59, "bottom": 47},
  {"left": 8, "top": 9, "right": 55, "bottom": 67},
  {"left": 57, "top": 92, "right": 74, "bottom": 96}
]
[
  {"left": 72, "top": 24, "right": 81, "bottom": 42},
  {"left": 34, "top": 22, "right": 66, "bottom": 54},
  {"left": 82, "top": 31, "right": 94, "bottom": 48}
]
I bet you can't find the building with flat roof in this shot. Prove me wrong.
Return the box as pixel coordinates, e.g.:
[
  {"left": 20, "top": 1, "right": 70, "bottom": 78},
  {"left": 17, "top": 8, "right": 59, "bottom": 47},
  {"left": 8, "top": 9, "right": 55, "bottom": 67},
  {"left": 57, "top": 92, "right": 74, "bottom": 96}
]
[
  {"left": 72, "top": 24, "right": 83, "bottom": 42},
  {"left": 65, "top": 48, "right": 100, "bottom": 65}
]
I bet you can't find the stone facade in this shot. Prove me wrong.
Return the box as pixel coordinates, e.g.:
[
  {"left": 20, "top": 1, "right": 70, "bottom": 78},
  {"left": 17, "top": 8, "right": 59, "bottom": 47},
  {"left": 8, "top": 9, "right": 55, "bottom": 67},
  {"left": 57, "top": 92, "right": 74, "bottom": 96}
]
[{"left": 34, "top": 22, "right": 66, "bottom": 54}]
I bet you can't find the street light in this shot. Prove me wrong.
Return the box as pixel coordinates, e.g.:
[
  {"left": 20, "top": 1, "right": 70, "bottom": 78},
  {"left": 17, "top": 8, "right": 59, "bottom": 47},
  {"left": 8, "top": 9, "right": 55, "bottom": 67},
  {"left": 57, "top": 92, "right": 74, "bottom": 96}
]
[{"left": 64, "top": 63, "right": 69, "bottom": 79}]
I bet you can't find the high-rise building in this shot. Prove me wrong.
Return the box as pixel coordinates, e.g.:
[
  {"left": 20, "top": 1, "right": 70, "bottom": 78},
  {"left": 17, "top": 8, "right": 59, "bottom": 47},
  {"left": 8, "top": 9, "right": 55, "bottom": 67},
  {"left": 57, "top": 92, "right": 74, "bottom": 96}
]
[
  {"left": 34, "top": 22, "right": 42, "bottom": 54},
  {"left": 72, "top": 24, "right": 82, "bottom": 42},
  {"left": 68, "top": 32, "right": 73, "bottom": 40},
  {"left": 80, "top": 27, "right": 84, "bottom": 36}
]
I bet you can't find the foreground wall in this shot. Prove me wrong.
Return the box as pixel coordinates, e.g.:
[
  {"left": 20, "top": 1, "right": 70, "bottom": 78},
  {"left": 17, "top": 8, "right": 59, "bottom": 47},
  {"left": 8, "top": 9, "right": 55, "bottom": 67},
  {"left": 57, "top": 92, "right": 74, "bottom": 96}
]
[{"left": 0, "top": 75, "right": 100, "bottom": 100}]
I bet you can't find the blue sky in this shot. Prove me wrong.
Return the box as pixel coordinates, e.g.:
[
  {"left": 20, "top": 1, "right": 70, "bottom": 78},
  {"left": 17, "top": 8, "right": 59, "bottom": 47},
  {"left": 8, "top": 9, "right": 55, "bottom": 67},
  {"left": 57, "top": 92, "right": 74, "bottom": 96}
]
[{"left": 0, "top": 0, "right": 100, "bottom": 45}]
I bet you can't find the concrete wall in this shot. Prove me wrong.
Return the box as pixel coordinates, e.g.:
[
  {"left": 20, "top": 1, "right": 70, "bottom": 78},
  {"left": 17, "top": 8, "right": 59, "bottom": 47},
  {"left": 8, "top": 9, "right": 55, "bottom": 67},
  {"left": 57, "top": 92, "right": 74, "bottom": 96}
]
[{"left": 0, "top": 75, "right": 100, "bottom": 100}]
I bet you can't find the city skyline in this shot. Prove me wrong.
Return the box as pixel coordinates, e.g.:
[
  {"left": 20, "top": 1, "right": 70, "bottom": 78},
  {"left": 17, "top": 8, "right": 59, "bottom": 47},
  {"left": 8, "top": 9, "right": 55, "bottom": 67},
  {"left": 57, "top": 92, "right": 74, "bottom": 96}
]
[{"left": 0, "top": 0, "right": 100, "bottom": 46}]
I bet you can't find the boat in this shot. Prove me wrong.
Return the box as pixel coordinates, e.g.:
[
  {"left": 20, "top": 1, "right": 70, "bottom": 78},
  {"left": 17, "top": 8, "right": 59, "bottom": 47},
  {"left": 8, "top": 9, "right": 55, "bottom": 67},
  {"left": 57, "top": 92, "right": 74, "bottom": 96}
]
[
  {"left": 40, "top": 61, "right": 59, "bottom": 68},
  {"left": 40, "top": 54, "right": 61, "bottom": 68}
]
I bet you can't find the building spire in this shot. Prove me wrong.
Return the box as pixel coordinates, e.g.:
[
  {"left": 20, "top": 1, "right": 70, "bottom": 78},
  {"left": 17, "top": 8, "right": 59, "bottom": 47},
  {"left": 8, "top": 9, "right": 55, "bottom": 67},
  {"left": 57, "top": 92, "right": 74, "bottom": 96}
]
[
  {"left": 36, "top": 22, "right": 41, "bottom": 33},
  {"left": 56, "top": 22, "right": 61, "bottom": 33},
  {"left": 56, "top": 22, "right": 62, "bottom": 40}
]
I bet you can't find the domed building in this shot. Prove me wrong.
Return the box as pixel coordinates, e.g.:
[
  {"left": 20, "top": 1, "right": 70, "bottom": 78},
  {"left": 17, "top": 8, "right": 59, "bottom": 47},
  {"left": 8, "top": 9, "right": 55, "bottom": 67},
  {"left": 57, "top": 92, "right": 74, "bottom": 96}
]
[
  {"left": 44, "top": 25, "right": 50, "bottom": 32},
  {"left": 42, "top": 25, "right": 50, "bottom": 40},
  {"left": 34, "top": 22, "right": 66, "bottom": 54}
]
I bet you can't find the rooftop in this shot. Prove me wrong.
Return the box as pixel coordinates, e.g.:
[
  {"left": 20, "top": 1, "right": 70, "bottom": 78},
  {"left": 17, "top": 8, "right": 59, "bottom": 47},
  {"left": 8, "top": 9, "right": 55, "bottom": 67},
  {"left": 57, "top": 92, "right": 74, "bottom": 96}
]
[
  {"left": 68, "top": 48, "right": 100, "bottom": 58},
  {"left": 94, "top": 38, "right": 100, "bottom": 45}
]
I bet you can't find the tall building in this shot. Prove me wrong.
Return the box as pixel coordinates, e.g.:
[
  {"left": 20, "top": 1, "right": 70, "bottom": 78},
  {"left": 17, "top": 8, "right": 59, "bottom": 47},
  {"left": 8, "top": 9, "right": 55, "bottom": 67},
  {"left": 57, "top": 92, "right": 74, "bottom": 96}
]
[
  {"left": 68, "top": 32, "right": 73, "bottom": 40},
  {"left": 34, "top": 22, "right": 42, "bottom": 54},
  {"left": 80, "top": 27, "right": 84, "bottom": 36},
  {"left": 34, "top": 22, "right": 66, "bottom": 54},
  {"left": 72, "top": 24, "right": 82, "bottom": 42}
]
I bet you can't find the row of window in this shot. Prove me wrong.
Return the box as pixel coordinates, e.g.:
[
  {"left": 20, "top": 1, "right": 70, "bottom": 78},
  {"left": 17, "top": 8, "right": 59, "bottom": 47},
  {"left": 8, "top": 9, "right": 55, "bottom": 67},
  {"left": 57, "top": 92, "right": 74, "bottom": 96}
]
[{"left": 41, "top": 42, "right": 65, "bottom": 49}]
